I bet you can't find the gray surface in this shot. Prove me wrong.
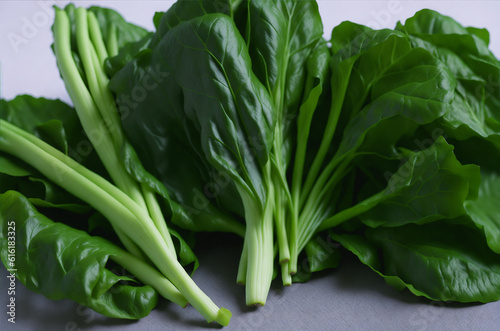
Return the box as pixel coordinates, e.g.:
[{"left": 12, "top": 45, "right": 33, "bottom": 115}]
[{"left": 1, "top": 234, "right": 499, "bottom": 331}]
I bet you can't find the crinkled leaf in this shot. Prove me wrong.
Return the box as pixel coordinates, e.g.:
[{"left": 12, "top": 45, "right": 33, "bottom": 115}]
[
  {"left": 336, "top": 47, "right": 456, "bottom": 159},
  {"left": 332, "top": 23, "right": 412, "bottom": 120},
  {"left": 0, "top": 191, "right": 158, "bottom": 319},
  {"left": 361, "top": 137, "right": 480, "bottom": 227},
  {"left": 333, "top": 220, "right": 500, "bottom": 303},
  {"left": 397, "top": 9, "right": 500, "bottom": 150}
]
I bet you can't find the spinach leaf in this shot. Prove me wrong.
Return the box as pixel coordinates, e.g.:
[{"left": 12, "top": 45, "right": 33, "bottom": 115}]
[
  {"left": 155, "top": 0, "right": 241, "bottom": 38},
  {"left": 397, "top": 9, "right": 500, "bottom": 150},
  {"left": 296, "top": 22, "right": 457, "bottom": 256},
  {"left": 108, "top": 17, "right": 246, "bottom": 236},
  {"left": 334, "top": 221, "right": 500, "bottom": 303},
  {"left": 157, "top": 13, "right": 275, "bottom": 203},
  {"left": 319, "top": 137, "right": 480, "bottom": 230},
  {"left": 244, "top": 0, "right": 323, "bottom": 138},
  {"left": 0, "top": 191, "right": 158, "bottom": 319},
  {"left": 335, "top": 47, "right": 455, "bottom": 159}
]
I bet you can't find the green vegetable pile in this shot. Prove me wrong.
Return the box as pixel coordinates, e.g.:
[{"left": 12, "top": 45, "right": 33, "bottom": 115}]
[{"left": 2, "top": 0, "right": 500, "bottom": 326}]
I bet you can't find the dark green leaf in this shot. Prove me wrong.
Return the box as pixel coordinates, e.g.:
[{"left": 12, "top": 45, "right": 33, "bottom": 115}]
[
  {"left": 245, "top": 0, "right": 323, "bottom": 117},
  {"left": 109, "top": 16, "right": 245, "bottom": 235},
  {"left": 156, "top": 13, "right": 275, "bottom": 203},
  {"left": 398, "top": 9, "right": 500, "bottom": 151},
  {"left": 0, "top": 191, "right": 158, "bottom": 319},
  {"left": 361, "top": 137, "right": 480, "bottom": 227},
  {"left": 336, "top": 47, "right": 456, "bottom": 159},
  {"left": 334, "top": 220, "right": 500, "bottom": 303}
]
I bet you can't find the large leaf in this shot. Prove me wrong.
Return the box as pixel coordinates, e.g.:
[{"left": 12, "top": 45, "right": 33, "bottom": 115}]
[
  {"left": 397, "top": 9, "right": 500, "bottom": 151},
  {"left": 244, "top": 0, "right": 323, "bottom": 125},
  {"left": 319, "top": 137, "right": 480, "bottom": 230},
  {"left": 109, "top": 15, "right": 247, "bottom": 235},
  {"left": 331, "top": 23, "right": 412, "bottom": 120},
  {"left": 0, "top": 191, "right": 158, "bottom": 319},
  {"left": 335, "top": 47, "right": 456, "bottom": 159},
  {"left": 333, "top": 220, "right": 500, "bottom": 303},
  {"left": 154, "top": 0, "right": 241, "bottom": 38},
  {"left": 108, "top": 0, "right": 243, "bottom": 77},
  {"left": 360, "top": 137, "right": 480, "bottom": 227},
  {"left": 155, "top": 13, "right": 275, "bottom": 204}
]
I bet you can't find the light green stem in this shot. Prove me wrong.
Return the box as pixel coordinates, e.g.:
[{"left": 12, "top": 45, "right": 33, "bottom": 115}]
[
  {"left": 53, "top": 9, "right": 139, "bottom": 202},
  {"left": 238, "top": 175, "right": 274, "bottom": 306},
  {"left": 0, "top": 120, "right": 231, "bottom": 326},
  {"left": 318, "top": 191, "right": 385, "bottom": 232},
  {"left": 112, "top": 226, "right": 146, "bottom": 260},
  {"left": 236, "top": 239, "right": 247, "bottom": 285},
  {"left": 56, "top": 7, "right": 180, "bottom": 263},
  {"left": 299, "top": 62, "right": 353, "bottom": 210},
  {"left": 87, "top": 11, "right": 109, "bottom": 64},
  {"left": 141, "top": 184, "right": 176, "bottom": 256},
  {"left": 110, "top": 250, "right": 187, "bottom": 308}
]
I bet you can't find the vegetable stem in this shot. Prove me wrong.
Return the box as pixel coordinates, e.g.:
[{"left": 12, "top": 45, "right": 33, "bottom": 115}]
[
  {"left": 299, "top": 61, "right": 353, "bottom": 209},
  {"left": 110, "top": 250, "right": 187, "bottom": 308},
  {"left": 237, "top": 168, "right": 275, "bottom": 306},
  {"left": 54, "top": 8, "right": 179, "bottom": 265},
  {"left": 0, "top": 120, "right": 231, "bottom": 326}
]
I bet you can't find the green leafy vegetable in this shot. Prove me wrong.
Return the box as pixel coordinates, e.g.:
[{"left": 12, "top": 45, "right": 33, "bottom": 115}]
[
  {"left": 333, "top": 220, "right": 500, "bottom": 303},
  {"left": 0, "top": 191, "right": 160, "bottom": 319},
  {"left": 3, "top": 3, "right": 500, "bottom": 327}
]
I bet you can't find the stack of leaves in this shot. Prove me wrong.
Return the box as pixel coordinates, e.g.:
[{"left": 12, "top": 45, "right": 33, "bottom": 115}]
[{"left": 1, "top": 0, "right": 500, "bottom": 327}]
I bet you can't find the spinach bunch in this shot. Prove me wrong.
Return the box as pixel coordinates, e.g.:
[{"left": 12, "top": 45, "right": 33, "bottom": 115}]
[
  {"left": 295, "top": 9, "right": 500, "bottom": 299},
  {"left": 107, "top": 0, "right": 500, "bottom": 306},
  {"left": 2, "top": 1, "right": 500, "bottom": 326},
  {"left": 0, "top": 4, "right": 232, "bottom": 326}
]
